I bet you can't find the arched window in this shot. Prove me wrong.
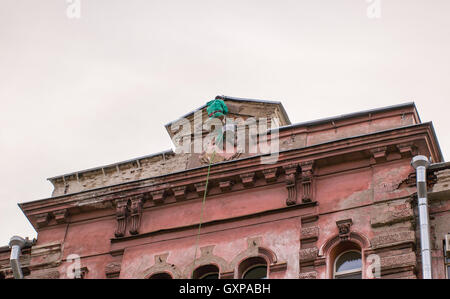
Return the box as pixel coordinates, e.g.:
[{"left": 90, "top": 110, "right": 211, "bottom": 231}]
[
  {"left": 333, "top": 250, "right": 362, "bottom": 279},
  {"left": 192, "top": 264, "right": 220, "bottom": 279},
  {"left": 148, "top": 272, "right": 173, "bottom": 279},
  {"left": 238, "top": 257, "right": 268, "bottom": 279}
]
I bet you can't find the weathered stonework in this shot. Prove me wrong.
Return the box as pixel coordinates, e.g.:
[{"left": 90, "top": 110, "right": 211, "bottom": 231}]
[
  {"left": 300, "top": 226, "right": 319, "bottom": 241},
  {"left": 299, "top": 247, "right": 318, "bottom": 262},
  {"left": 298, "top": 271, "right": 317, "bottom": 279},
  {"left": 6, "top": 99, "right": 448, "bottom": 279},
  {"left": 380, "top": 252, "right": 416, "bottom": 270},
  {"left": 336, "top": 219, "right": 353, "bottom": 241},
  {"left": 371, "top": 200, "right": 414, "bottom": 227},
  {"left": 371, "top": 231, "right": 416, "bottom": 249},
  {"left": 105, "top": 262, "right": 121, "bottom": 279}
]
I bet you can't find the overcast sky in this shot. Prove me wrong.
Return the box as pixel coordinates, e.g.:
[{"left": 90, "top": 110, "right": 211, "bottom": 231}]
[{"left": 1, "top": 0, "right": 449, "bottom": 245}]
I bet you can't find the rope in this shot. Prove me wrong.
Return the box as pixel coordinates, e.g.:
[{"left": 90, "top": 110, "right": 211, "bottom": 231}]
[{"left": 193, "top": 150, "right": 216, "bottom": 267}]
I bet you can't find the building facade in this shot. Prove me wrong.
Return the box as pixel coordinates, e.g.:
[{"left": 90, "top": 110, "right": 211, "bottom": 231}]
[{"left": 1, "top": 97, "right": 449, "bottom": 279}]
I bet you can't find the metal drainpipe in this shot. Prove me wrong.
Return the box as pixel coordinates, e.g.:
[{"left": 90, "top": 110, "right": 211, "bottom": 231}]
[
  {"left": 9, "top": 236, "right": 32, "bottom": 279},
  {"left": 411, "top": 155, "right": 432, "bottom": 279}
]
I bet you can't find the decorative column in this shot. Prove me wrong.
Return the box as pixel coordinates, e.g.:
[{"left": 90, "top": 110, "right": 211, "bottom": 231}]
[
  {"left": 114, "top": 198, "right": 129, "bottom": 238},
  {"left": 129, "top": 194, "right": 144, "bottom": 235},
  {"left": 283, "top": 164, "right": 299, "bottom": 206},
  {"left": 300, "top": 161, "right": 314, "bottom": 203}
]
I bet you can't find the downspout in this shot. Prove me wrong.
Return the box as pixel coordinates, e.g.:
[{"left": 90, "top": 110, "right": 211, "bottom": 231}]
[
  {"left": 9, "top": 236, "right": 33, "bottom": 279},
  {"left": 411, "top": 155, "right": 432, "bottom": 279}
]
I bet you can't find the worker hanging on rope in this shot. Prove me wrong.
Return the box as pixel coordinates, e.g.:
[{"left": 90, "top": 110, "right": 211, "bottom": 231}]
[
  {"left": 201, "top": 96, "right": 241, "bottom": 164},
  {"left": 193, "top": 96, "right": 228, "bottom": 266},
  {"left": 194, "top": 96, "right": 241, "bottom": 267},
  {"left": 206, "top": 96, "right": 229, "bottom": 147},
  {"left": 206, "top": 96, "right": 229, "bottom": 120}
]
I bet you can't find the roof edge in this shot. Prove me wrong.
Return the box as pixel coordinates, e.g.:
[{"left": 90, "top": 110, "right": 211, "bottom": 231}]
[
  {"left": 276, "top": 102, "right": 418, "bottom": 132},
  {"left": 164, "top": 95, "right": 291, "bottom": 128}
]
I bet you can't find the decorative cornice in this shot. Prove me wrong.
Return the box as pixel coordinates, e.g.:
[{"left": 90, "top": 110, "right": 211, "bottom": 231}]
[
  {"left": 19, "top": 123, "right": 440, "bottom": 229},
  {"left": 240, "top": 172, "right": 255, "bottom": 187},
  {"left": 150, "top": 189, "right": 166, "bottom": 204},
  {"left": 53, "top": 209, "right": 68, "bottom": 224},
  {"left": 262, "top": 168, "right": 278, "bottom": 183},
  {"left": 370, "top": 146, "right": 387, "bottom": 161},
  {"left": 35, "top": 212, "right": 50, "bottom": 228},
  {"left": 194, "top": 182, "right": 208, "bottom": 197},
  {"left": 396, "top": 142, "right": 417, "bottom": 157},
  {"left": 219, "top": 180, "right": 234, "bottom": 192},
  {"left": 172, "top": 185, "right": 187, "bottom": 201}
]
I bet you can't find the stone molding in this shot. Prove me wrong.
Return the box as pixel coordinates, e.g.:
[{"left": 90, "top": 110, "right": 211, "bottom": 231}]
[
  {"left": 141, "top": 253, "right": 184, "bottom": 279},
  {"left": 370, "top": 200, "right": 414, "bottom": 228},
  {"left": 184, "top": 245, "right": 231, "bottom": 278},
  {"left": 21, "top": 124, "right": 440, "bottom": 230},
  {"left": 300, "top": 226, "right": 319, "bottom": 241},
  {"left": 298, "top": 271, "right": 317, "bottom": 279},
  {"left": 105, "top": 262, "right": 121, "bottom": 279},
  {"left": 370, "top": 231, "right": 416, "bottom": 249}
]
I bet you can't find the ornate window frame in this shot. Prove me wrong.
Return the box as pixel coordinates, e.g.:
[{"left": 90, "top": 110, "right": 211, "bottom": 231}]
[
  {"left": 319, "top": 230, "right": 370, "bottom": 279},
  {"left": 141, "top": 253, "right": 183, "bottom": 279}
]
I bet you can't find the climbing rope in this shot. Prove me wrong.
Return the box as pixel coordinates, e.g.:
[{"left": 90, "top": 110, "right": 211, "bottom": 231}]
[
  {"left": 193, "top": 150, "right": 216, "bottom": 267},
  {"left": 192, "top": 98, "right": 228, "bottom": 270}
]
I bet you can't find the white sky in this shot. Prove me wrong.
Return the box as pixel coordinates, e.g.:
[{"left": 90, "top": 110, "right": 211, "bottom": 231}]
[{"left": 1, "top": 0, "right": 449, "bottom": 246}]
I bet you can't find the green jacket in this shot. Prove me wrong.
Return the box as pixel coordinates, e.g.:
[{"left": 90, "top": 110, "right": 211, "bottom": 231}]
[{"left": 206, "top": 99, "right": 228, "bottom": 119}]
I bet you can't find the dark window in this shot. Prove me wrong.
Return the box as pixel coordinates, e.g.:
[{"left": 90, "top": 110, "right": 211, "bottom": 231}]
[
  {"left": 200, "top": 273, "right": 219, "bottom": 279},
  {"left": 243, "top": 265, "right": 267, "bottom": 279},
  {"left": 192, "top": 264, "right": 220, "bottom": 279},
  {"left": 239, "top": 256, "right": 268, "bottom": 279},
  {"left": 149, "top": 272, "right": 172, "bottom": 279}
]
